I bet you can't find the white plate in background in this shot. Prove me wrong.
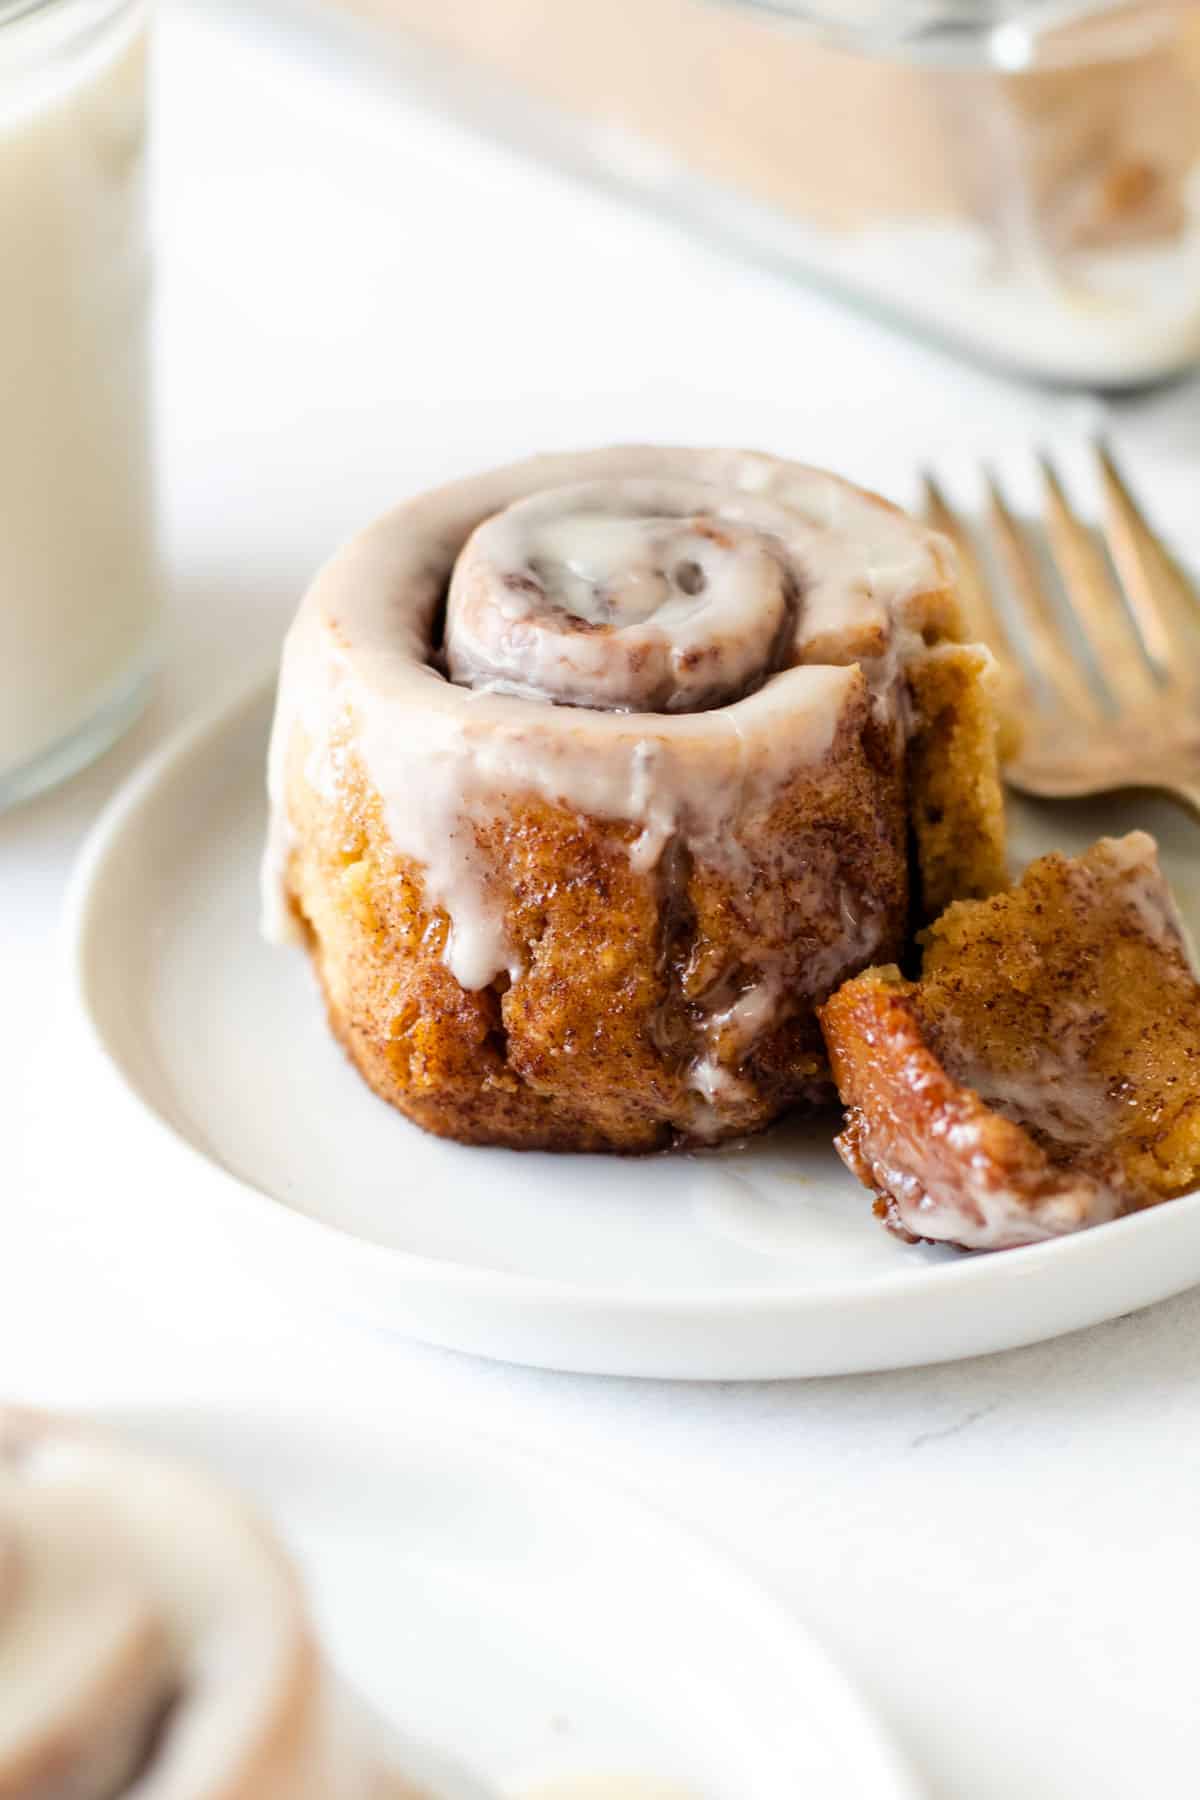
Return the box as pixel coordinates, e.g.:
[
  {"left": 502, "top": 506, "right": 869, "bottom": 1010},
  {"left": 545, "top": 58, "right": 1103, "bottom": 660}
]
[
  {"left": 66, "top": 675, "right": 1200, "bottom": 1379},
  {"left": 92, "top": 1402, "right": 920, "bottom": 1799}
]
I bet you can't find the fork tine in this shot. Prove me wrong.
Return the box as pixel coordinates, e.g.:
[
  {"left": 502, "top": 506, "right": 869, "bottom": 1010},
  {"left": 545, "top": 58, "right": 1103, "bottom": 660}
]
[
  {"left": 922, "top": 471, "right": 1030, "bottom": 759},
  {"left": 921, "top": 472, "right": 1022, "bottom": 675},
  {"left": 984, "top": 469, "right": 1103, "bottom": 726},
  {"left": 1094, "top": 439, "right": 1200, "bottom": 684},
  {"left": 1037, "top": 453, "right": 1159, "bottom": 715}
]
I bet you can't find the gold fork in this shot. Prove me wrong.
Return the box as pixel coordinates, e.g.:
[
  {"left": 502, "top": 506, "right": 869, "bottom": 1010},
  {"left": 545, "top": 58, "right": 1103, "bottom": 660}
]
[{"left": 922, "top": 444, "right": 1200, "bottom": 820}]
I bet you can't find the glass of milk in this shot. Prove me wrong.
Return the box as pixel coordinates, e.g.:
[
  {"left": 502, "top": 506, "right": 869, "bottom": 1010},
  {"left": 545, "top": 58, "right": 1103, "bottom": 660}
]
[{"left": 0, "top": 0, "right": 158, "bottom": 810}]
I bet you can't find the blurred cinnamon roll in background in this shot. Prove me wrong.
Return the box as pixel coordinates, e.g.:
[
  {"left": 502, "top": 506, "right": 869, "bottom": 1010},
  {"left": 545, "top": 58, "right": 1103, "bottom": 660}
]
[
  {"left": 0, "top": 1409, "right": 419, "bottom": 1800},
  {"left": 264, "top": 447, "right": 1006, "bottom": 1152}
]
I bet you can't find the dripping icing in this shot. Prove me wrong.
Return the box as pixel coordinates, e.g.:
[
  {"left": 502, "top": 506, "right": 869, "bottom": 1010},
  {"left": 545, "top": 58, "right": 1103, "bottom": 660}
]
[{"left": 263, "top": 447, "right": 951, "bottom": 1017}]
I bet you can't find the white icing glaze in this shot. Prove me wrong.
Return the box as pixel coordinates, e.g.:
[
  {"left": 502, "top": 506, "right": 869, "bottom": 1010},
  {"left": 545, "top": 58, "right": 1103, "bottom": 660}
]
[
  {"left": 447, "top": 478, "right": 802, "bottom": 712},
  {"left": 1097, "top": 828, "right": 1192, "bottom": 963},
  {"left": 872, "top": 1120, "right": 1120, "bottom": 1253},
  {"left": 0, "top": 1414, "right": 417, "bottom": 1800},
  {"left": 264, "top": 447, "right": 952, "bottom": 997}
]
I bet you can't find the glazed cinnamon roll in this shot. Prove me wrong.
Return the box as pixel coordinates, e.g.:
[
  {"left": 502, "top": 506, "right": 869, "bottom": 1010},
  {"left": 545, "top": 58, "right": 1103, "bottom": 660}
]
[
  {"left": 264, "top": 446, "right": 1006, "bottom": 1151},
  {"left": 0, "top": 1410, "right": 419, "bottom": 1800}
]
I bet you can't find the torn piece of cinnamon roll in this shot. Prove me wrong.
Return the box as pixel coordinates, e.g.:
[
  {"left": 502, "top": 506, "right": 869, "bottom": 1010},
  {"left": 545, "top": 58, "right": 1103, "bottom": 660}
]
[
  {"left": 820, "top": 833, "right": 1200, "bottom": 1250},
  {"left": 0, "top": 1409, "right": 421, "bottom": 1800},
  {"left": 264, "top": 446, "right": 1006, "bottom": 1151}
]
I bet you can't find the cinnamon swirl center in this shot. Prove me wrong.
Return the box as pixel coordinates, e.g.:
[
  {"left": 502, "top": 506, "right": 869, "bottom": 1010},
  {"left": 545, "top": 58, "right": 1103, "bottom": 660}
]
[{"left": 445, "top": 479, "right": 802, "bottom": 712}]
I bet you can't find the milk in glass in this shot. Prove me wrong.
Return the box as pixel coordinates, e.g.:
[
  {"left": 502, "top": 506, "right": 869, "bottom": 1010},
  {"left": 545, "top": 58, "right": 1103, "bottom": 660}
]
[{"left": 0, "top": 0, "right": 157, "bottom": 807}]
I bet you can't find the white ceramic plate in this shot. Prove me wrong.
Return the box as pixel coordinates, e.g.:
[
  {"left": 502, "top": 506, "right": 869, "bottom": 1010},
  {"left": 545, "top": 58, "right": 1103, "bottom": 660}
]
[
  {"left": 91, "top": 1402, "right": 919, "bottom": 1799},
  {"left": 66, "top": 676, "right": 1200, "bottom": 1379}
]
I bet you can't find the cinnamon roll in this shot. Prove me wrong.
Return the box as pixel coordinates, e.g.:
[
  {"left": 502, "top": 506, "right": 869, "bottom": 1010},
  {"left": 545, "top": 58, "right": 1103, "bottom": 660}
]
[
  {"left": 820, "top": 833, "right": 1200, "bottom": 1250},
  {"left": 0, "top": 1409, "right": 419, "bottom": 1800},
  {"left": 264, "top": 446, "right": 1006, "bottom": 1152}
]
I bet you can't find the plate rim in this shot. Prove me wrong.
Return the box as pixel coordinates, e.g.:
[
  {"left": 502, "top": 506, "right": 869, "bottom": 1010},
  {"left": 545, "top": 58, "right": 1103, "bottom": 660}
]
[
  {"left": 62, "top": 669, "right": 1200, "bottom": 1317},
  {"left": 83, "top": 1395, "right": 926, "bottom": 1800}
]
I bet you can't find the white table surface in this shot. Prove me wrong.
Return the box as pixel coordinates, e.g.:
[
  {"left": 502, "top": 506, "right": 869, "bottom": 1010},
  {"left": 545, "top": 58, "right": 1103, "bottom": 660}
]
[{"left": 8, "top": 6, "right": 1200, "bottom": 1796}]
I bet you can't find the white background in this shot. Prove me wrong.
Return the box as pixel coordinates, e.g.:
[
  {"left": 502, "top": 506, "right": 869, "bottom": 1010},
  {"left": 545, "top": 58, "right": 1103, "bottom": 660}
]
[{"left": 7, "top": 5, "right": 1200, "bottom": 1795}]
